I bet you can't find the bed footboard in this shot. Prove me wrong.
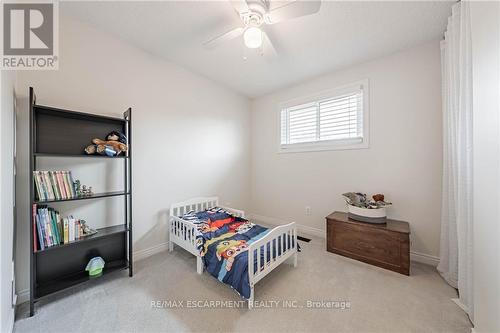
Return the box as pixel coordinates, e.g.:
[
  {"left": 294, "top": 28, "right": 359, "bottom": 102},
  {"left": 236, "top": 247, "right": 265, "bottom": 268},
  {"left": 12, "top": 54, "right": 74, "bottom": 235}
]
[{"left": 247, "top": 222, "right": 298, "bottom": 308}]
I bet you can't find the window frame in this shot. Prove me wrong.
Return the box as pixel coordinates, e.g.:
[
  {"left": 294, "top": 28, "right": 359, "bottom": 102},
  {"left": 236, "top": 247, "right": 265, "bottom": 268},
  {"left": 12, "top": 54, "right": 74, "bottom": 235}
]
[{"left": 277, "top": 79, "right": 370, "bottom": 153}]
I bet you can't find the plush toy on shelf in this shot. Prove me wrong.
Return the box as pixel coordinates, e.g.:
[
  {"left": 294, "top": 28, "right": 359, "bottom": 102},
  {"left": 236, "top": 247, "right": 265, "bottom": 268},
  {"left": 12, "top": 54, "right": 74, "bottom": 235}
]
[{"left": 84, "top": 131, "right": 127, "bottom": 157}]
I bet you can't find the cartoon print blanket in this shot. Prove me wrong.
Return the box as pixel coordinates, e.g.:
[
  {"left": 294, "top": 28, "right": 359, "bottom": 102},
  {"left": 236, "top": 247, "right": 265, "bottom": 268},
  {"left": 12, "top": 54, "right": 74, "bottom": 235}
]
[{"left": 181, "top": 207, "right": 271, "bottom": 299}]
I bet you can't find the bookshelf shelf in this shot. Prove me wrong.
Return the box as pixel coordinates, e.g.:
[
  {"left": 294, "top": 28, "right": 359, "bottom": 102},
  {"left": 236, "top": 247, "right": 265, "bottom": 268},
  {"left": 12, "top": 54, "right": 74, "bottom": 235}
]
[
  {"left": 29, "top": 87, "right": 133, "bottom": 316},
  {"left": 35, "top": 259, "right": 129, "bottom": 299},
  {"left": 34, "top": 152, "right": 128, "bottom": 159},
  {"left": 35, "top": 224, "right": 128, "bottom": 254},
  {"left": 34, "top": 190, "right": 130, "bottom": 204}
]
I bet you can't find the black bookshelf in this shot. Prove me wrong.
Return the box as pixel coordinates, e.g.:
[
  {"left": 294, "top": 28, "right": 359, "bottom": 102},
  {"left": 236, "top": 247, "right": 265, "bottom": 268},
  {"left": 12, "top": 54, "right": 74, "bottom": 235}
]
[{"left": 28, "top": 87, "right": 133, "bottom": 316}]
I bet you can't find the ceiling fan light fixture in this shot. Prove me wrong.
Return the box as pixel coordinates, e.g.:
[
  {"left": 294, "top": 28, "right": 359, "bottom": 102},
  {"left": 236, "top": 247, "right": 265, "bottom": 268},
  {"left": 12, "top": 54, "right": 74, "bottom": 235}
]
[{"left": 243, "top": 26, "right": 263, "bottom": 49}]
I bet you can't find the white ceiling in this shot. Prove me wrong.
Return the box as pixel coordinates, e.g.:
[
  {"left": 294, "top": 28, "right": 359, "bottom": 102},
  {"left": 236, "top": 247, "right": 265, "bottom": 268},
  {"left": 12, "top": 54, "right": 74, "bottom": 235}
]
[{"left": 63, "top": 1, "right": 453, "bottom": 98}]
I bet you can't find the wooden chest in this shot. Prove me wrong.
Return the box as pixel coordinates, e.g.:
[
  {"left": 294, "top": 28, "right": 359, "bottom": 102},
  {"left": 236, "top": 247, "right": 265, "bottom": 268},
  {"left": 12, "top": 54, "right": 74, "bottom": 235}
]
[{"left": 326, "top": 212, "right": 410, "bottom": 275}]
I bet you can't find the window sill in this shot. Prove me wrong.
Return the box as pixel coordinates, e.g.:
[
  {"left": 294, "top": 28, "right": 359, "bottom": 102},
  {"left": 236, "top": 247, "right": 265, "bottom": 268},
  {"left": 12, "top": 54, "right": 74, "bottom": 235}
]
[{"left": 278, "top": 139, "right": 369, "bottom": 153}]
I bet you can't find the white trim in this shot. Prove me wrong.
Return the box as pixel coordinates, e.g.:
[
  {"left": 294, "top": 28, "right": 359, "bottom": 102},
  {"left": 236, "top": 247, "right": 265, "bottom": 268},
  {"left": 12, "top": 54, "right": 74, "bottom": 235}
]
[
  {"left": 277, "top": 79, "right": 370, "bottom": 153},
  {"left": 248, "top": 213, "right": 440, "bottom": 266},
  {"left": 410, "top": 250, "right": 440, "bottom": 267},
  {"left": 16, "top": 289, "right": 29, "bottom": 305},
  {"left": 248, "top": 213, "right": 325, "bottom": 238},
  {"left": 452, "top": 298, "right": 471, "bottom": 314},
  {"left": 133, "top": 242, "right": 170, "bottom": 262},
  {"left": 278, "top": 137, "right": 369, "bottom": 153}
]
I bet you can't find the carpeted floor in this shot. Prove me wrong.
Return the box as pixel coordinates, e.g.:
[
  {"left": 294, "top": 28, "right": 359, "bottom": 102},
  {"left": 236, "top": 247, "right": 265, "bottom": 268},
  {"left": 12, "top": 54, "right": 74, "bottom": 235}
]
[{"left": 15, "top": 235, "right": 472, "bottom": 333}]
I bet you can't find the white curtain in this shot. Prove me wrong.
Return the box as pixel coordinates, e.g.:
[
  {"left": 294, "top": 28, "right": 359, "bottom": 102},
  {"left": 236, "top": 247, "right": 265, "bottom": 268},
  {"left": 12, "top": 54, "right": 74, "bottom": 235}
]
[{"left": 437, "top": 1, "right": 474, "bottom": 320}]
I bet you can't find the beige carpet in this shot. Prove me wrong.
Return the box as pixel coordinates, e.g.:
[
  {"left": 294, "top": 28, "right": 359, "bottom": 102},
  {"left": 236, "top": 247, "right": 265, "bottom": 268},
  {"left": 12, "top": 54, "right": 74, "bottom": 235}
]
[{"left": 15, "top": 235, "right": 472, "bottom": 332}]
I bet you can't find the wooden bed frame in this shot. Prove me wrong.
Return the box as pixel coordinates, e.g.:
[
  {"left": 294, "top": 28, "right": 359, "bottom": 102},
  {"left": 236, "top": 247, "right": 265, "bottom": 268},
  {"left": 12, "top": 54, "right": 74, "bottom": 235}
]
[{"left": 168, "top": 197, "right": 298, "bottom": 308}]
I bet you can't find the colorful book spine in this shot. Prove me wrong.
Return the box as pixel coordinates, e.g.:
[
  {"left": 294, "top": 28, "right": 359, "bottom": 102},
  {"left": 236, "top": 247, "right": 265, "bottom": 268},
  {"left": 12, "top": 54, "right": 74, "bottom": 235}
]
[
  {"left": 33, "top": 172, "right": 43, "bottom": 201},
  {"left": 42, "top": 171, "right": 55, "bottom": 200},
  {"left": 32, "top": 204, "right": 38, "bottom": 252},
  {"left": 35, "top": 214, "right": 45, "bottom": 250},
  {"left": 68, "top": 216, "right": 75, "bottom": 242},
  {"left": 44, "top": 208, "right": 53, "bottom": 246},
  {"left": 55, "top": 171, "right": 65, "bottom": 199},
  {"left": 34, "top": 170, "right": 81, "bottom": 202},
  {"left": 63, "top": 171, "right": 74, "bottom": 198},
  {"left": 34, "top": 171, "right": 47, "bottom": 201},
  {"left": 49, "top": 172, "right": 60, "bottom": 200},
  {"left": 56, "top": 212, "right": 63, "bottom": 244},
  {"left": 34, "top": 205, "right": 92, "bottom": 249},
  {"left": 63, "top": 218, "right": 69, "bottom": 244},
  {"left": 50, "top": 209, "right": 60, "bottom": 245},
  {"left": 68, "top": 171, "right": 76, "bottom": 197}
]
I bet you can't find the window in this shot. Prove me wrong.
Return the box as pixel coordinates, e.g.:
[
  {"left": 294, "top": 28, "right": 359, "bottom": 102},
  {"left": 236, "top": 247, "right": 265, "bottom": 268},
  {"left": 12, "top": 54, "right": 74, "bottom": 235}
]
[{"left": 279, "top": 80, "right": 369, "bottom": 152}]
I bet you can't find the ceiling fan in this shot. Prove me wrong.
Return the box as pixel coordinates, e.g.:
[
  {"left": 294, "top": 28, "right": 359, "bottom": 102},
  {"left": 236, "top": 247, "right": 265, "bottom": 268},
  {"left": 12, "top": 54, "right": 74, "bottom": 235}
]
[{"left": 203, "top": 0, "right": 322, "bottom": 56}]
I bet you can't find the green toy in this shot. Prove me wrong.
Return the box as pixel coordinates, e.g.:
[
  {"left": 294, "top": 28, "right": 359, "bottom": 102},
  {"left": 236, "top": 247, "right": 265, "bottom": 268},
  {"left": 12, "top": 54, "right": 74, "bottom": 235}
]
[{"left": 85, "top": 256, "right": 105, "bottom": 277}]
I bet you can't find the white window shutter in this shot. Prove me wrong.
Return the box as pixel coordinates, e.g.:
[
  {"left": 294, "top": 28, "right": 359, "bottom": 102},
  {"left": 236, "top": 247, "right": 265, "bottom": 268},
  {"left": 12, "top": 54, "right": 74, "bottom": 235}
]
[
  {"left": 280, "top": 84, "right": 365, "bottom": 149},
  {"left": 319, "top": 90, "right": 363, "bottom": 141}
]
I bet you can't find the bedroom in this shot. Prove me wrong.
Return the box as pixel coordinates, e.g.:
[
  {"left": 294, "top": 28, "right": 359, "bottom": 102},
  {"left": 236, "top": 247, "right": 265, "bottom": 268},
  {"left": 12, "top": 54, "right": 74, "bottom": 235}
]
[{"left": 0, "top": 1, "right": 498, "bottom": 332}]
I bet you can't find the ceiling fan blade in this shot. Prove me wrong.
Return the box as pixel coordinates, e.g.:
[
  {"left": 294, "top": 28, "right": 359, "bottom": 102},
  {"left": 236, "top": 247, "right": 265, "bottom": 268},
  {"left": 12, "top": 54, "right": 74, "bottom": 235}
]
[
  {"left": 203, "top": 27, "right": 244, "bottom": 49},
  {"left": 262, "top": 31, "right": 278, "bottom": 59},
  {"left": 229, "top": 0, "right": 250, "bottom": 15},
  {"left": 265, "top": 0, "right": 321, "bottom": 24}
]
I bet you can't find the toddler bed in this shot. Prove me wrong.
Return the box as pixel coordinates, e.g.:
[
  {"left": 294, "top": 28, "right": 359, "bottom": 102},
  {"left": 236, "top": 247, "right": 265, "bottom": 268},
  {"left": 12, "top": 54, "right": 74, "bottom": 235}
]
[{"left": 168, "top": 197, "right": 298, "bottom": 308}]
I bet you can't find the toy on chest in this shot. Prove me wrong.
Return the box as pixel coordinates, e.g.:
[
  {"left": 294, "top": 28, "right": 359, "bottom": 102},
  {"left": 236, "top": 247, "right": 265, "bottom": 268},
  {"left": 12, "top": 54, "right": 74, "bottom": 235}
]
[{"left": 84, "top": 131, "right": 127, "bottom": 157}]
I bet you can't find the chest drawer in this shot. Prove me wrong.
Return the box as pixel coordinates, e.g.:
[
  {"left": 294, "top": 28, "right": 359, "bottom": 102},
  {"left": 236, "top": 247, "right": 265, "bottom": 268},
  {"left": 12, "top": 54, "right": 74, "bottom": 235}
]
[
  {"left": 326, "top": 212, "right": 410, "bottom": 275},
  {"left": 328, "top": 222, "right": 401, "bottom": 265}
]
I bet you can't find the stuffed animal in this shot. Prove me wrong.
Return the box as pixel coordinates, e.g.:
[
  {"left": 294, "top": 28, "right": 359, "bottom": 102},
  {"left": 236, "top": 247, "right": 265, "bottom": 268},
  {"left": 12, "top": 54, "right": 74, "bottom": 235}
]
[{"left": 84, "top": 131, "right": 127, "bottom": 156}]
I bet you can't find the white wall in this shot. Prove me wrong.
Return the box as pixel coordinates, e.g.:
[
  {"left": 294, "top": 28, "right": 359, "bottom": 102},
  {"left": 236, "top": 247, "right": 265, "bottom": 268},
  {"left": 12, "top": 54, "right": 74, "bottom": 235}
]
[
  {"left": 1, "top": 70, "right": 17, "bottom": 332},
  {"left": 15, "top": 13, "right": 251, "bottom": 300},
  {"left": 250, "top": 41, "right": 443, "bottom": 260},
  {"left": 470, "top": 1, "right": 500, "bottom": 331}
]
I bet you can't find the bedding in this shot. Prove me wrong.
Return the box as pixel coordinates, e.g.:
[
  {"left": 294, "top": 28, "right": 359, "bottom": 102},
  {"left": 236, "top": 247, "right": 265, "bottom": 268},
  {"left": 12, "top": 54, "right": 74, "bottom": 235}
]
[{"left": 180, "top": 207, "right": 293, "bottom": 299}]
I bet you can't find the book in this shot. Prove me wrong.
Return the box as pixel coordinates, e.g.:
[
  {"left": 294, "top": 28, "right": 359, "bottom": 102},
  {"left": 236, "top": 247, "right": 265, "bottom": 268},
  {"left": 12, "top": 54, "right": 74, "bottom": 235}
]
[
  {"left": 63, "top": 171, "right": 74, "bottom": 198},
  {"left": 68, "top": 171, "right": 76, "bottom": 197},
  {"left": 34, "top": 171, "right": 47, "bottom": 201},
  {"left": 42, "top": 171, "right": 55, "bottom": 200},
  {"left": 50, "top": 209, "right": 60, "bottom": 245},
  {"left": 32, "top": 204, "right": 38, "bottom": 252},
  {"left": 49, "top": 172, "right": 61, "bottom": 200},
  {"left": 69, "top": 216, "right": 75, "bottom": 242},
  {"left": 56, "top": 212, "right": 63, "bottom": 244},
  {"left": 33, "top": 172, "right": 43, "bottom": 201},
  {"left": 44, "top": 208, "right": 53, "bottom": 246},
  {"left": 56, "top": 172, "right": 64, "bottom": 199},
  {"left": 63, "top": 218, "right": 69, "bottom": 244},
  {"left": 37, "top": 207, "right": 48, "bottom": 248},
  {"left": 35, "top": 214, "right": 45, "bottom": 250}
]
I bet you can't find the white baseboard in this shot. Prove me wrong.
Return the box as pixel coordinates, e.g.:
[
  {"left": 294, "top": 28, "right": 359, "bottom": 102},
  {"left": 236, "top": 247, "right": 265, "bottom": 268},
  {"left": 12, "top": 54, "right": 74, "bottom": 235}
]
[
  {"left": 133, "top": 241, "right": 169, "bottom": 262},
  {"left": 248, "top": 213, "right": 325, "bottom": 238},
  {"left": 16, "top": 289, "right": 29, "bottom": 305},
  {"left": 16, "top": 242, "right": 171, "bottom": 305},
  {"left": 248, "top": 213, "right": 440, "bottom": 267},
  {"left": 410, "top": 250, "right": 440, "bottom": 267}
]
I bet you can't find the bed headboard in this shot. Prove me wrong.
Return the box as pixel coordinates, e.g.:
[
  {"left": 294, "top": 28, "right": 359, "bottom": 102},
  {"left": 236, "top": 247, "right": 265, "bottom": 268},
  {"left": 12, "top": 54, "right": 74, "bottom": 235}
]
[{"left": 169, "top": 197, "right": 219, "bottom": 217}]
